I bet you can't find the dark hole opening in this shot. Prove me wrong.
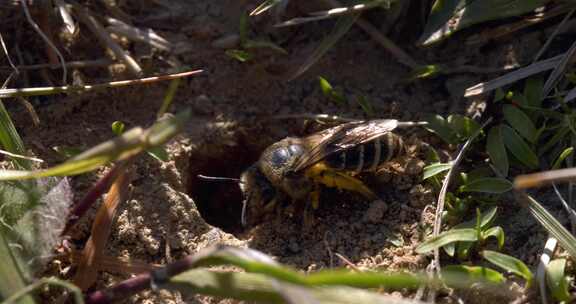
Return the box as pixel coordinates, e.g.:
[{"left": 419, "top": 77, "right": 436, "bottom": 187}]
[{"left": 186, "top": 137, "right": 263, "bottom": 235}]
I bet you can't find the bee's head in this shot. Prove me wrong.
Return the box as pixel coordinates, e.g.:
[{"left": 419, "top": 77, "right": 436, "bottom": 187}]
[{"left": 239, "top": 165, "right": 278, "bottom": 228}]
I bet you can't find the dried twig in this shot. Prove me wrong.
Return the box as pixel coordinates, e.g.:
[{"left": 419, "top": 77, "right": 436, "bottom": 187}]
[
  {"left": 0, "top": 148, "right": 43, "bottom": 162},
  {"left": 106, "top": 17, "right": 172, "bottom": 51},
  {"left": 533, "top": 8, "right": 576, "bottom": 63},
  {"left": 334, "top": 253, "right": 362, "bottom": 272},
  {"left": 514, "top": 167, "right": 576, "bottom": 189},
  {"left": 276, "top": 0, "right": 389, "bottom": 26},
  {"left": 542, "top": 39, "right": 576, "bottom": 98},
  {"left": 0, "top": 69, "right": 203, "bottom": 99},
  {"left": 0, "top": 58, "right": 114, "bottom": 71},
  {"left": 19, "top": 0, "right": 68, "bottom": 85},
  {"left": 73, "top": 166, "right": 131, "bottom": 290},
  {"left": 465, "top": 54, "right": 564, "bottom": 97},
  {"left": 72, "top": 4, "right": 143, "bottom": 76}
]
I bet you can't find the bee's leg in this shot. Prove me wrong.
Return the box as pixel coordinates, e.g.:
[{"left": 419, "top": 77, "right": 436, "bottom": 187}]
[{"left": 316, "top": 170, "right": 378, "bottom": 201}]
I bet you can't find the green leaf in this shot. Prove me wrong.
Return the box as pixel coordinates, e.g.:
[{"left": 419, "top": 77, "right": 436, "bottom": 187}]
[
  {"left": 111, "top": 121, "right": 125, "bottom": 135},
  {"left": 410, "top": 64, "right": 441, "bottom": 79},
  {"left": 423, "top": 163, "right": 452, "bottom": 180},
  {"left": 226, "top": 49, "right": 253, "bottom": 62},
  {"left": 501, "top": 125, "right": 539, "bottom": 169},
  {"left": 552, "top": 147, "right": 574, "bottom": 170},
  {"left": 447, "top": 115, "right": 481, "bottom": 140},
  {"left": 318, "top": 76, "right": 346, "bottom": 106},
  {"left": 467, "top": 167, "right": 496, "bottom": 182},
  {"left": 147, "top": 146, "right": 169, "bottom": 162},
  {"left": 503, "top": 105, "right": 537, "bottom": 143},
  {"left": 486, "top": 126, "right": 510, "bottom": 177},
  {"left": 523, "top": 77, "right": 543, "bottom": 108},
  {"left": 424, "top": 114, "right": 458, "bottom": 144},
  {"left": 460, "top": 177, "right": 512, "bottom": 194},
  {"left": 456, "top": 241, "right": 474, "bottom": 260},
  {"left": 482, "top": 250, "right": 532, "bottom": 286},
  {"left": 442, "top": 265, "right": 505, "bottom": 284},
  {"left": 454, "top": 206, "right": 498, "bottom": 230},
  {"left": 443, "top": 242, "right": 456, "bottom": 257},
  {"left": 419, "top": 0, "right": 551, "bottom": 45},
  {"left": 425, "top": 146, "right": 441, "bottom": 163},
  {"left": 244, "top": 40, "right": 288, "bottom": 55},
  {"left": 482, "top": 227, "right": 505, "bottom": 249},
  {"left": 415, "top": 228, "right": 478, "bottom": 254},
  {"left": 494, "top": 88, "right": 505, "bottom": 102},
  {"left": 546, "top": 259, "right": 571, "bottom": 302}
]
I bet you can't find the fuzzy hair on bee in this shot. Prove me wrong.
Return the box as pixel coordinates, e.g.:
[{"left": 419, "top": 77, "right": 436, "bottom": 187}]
[{"left": 240, "top": 119, "right": 405, "bottom": 228}]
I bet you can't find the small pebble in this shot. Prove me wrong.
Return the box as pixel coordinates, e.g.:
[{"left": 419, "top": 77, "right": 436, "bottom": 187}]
[
  {"left": 288, "top": 237, "right": 300, "bottom": 253},
  {"left": 191, "top": 94, "right": 213, "bottom": 114},
  {"left": 404, "top": 158, "right": 425, "bottom": 176},
  {"left": 364, "top": 200, "right": 388, "bottom": 223},
  {"left": 409, "top": 184, "right": 434, "bottom": 208}
]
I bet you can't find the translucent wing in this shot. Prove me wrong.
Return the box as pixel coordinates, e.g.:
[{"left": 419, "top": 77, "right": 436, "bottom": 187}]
[{"left": 292, "top": 119, "right": 399, "bottom": 172}]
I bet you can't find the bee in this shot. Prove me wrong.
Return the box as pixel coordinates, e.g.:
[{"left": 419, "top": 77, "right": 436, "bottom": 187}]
[{"left": 239, "top": 119, "right": 405, "bottom": 228}]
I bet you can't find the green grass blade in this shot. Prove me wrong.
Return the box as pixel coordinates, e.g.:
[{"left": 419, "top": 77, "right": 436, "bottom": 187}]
[
  {"left": 0, "top": 102, "right": 30, "bottom": 169},
  {"left": 482, "top": 250, "right": 532, "bottom": 286},
  {"left": 552, "top": 147, "right": 574, "bottom": 170},
  {"left": 307, "top": 271, "right": 421, "bottom": 289},
  {"left": 164, "top": 269, "right": 425, "bottom": 304},
  {"left": 516, "top": 192, "right": 576, "bottom": 258},
  {"left": 423, "top": 163, "right": 452, "bottom": 180},
  {"left": 157, "top": 78, "right": 181, "bottom": 118},
  {"left": 415, "top": 228, "right": 478, "bottom": 254},
  {"left": 0, "top": 109, "right": 190, "bottom": 181}
]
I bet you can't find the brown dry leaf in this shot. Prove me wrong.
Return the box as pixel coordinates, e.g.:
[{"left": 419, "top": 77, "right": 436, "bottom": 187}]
[{"left": 73, "top": 168, "right": 131, "bottom": 290}]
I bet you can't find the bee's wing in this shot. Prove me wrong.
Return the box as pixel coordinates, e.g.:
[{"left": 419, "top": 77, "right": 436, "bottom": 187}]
[{"left": 292, "top": 119, "right": 399, "bottom": 172}]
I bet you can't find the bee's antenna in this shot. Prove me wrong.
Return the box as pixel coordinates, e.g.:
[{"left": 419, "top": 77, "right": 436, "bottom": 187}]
[{"left": 197, "top": 174, "right": 243, "bottom": 183}]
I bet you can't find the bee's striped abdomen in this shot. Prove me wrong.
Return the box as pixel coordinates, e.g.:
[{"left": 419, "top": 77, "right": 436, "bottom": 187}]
[{"left": 324, "top": 133, "right": 403, "bottom": 173}]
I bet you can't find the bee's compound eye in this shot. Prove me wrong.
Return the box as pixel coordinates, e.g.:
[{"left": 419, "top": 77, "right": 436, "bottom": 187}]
[
  {"left": 270, "top": 147, "right": 290, "bottom": 168},
  {"left": 288, "top": 144, "right": 303, "bottom": 156}
]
